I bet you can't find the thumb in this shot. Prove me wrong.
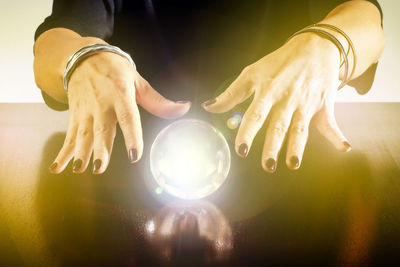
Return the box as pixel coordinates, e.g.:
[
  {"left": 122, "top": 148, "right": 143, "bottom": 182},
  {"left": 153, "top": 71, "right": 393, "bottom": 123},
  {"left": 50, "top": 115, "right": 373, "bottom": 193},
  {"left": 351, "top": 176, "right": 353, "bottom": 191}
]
[{"left": 134, "top": 77, "right": 191, "bottom": 119}]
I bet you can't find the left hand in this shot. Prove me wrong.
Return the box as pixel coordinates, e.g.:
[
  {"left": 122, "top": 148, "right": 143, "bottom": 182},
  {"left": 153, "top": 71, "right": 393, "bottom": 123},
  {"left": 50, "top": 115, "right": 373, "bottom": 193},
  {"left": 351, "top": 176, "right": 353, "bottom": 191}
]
[{"left": 202, "top": 33, "right": 352, "bottom": 173}]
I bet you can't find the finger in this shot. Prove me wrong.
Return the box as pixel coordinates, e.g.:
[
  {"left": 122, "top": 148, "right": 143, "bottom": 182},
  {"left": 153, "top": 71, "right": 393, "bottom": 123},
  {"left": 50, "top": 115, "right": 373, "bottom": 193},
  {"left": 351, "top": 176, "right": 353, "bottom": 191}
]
[
  {"left": 285, "top": 109, "right": 313, "bottom": 170},
  {"left": 202, "top": 68, "right": 254, "bottom": 113},
  {"left": 235, "top": 92, "right": 273, "bottom": 157},
  {"left": 114, "top": 94, "right": 143, "bottom": 163},
  {"left": 92, "top": 113, "right": 117, "bottom": 174},
  {"left": 315, "top": 104, "right": 351, "bottom": 152},
  {"left": 49, "top": 117, "right": 79, "bottom": 174},
  {"left": 135, "top": 78, "right": 191, "bottom": 119},
  {"left": 72, "top": 116, "right": 94, "bottom": 173},
  {"left": 262, "top": 108, "right": 294, "bottom": 173}
]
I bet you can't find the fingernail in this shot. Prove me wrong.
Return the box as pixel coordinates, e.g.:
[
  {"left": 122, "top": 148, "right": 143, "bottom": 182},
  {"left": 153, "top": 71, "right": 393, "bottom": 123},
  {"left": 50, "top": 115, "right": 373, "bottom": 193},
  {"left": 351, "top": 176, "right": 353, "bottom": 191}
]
[
  {"left": 289, "top": 156, "right": 300, "bottom": 169},
  {"left": 201, "top": 98, "right": 216, "bottom": 108},
  {"left": 238, "top": 143, "right": 248, "bottom": 157},
  {"left": 343, "top": 141, "right": 352, "bottom": 151},
  {"left": 93, "top": 159, "right": 102, "bottom": 173},
  {"left": 264, "top": 158, "right": 276, "bottom": 172},
  {"left": 129, "top": 149, "right": 138, "bottom": 163},
  {"left": 176, "top": 100, "right": 191, "bottom": 104},
  {"left": 72, "top": 159, "right": 82, "bottom": 172},
  {"left": 49, "top": 162, "right": 57, "bottom": 171}
]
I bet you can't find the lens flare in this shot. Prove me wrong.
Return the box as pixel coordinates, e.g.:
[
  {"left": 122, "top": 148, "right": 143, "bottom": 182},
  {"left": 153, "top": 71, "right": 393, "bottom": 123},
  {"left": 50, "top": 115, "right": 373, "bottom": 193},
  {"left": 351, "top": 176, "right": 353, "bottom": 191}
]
[
  {"left": 150, "top": 119, "right": 231, "bottom": 199},
  {"left": 226, "top": 112, "right": 243, "bottom": 129}
]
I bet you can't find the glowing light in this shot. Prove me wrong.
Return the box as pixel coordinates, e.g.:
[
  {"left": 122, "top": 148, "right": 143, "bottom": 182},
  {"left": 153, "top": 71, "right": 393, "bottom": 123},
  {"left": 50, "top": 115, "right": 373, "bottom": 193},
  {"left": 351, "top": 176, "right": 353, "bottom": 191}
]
[
  {"left": 155, "top": 186, "right": 163, "bottom": 195},
  {"left": 226, "top": 117, "right": 238, "bottom": 129},
  {"left": 145, "top": 220, "right": 155, "bottom": 234},
  {"left": 150, "top": 119, "right": 231, "bottom": 199}
]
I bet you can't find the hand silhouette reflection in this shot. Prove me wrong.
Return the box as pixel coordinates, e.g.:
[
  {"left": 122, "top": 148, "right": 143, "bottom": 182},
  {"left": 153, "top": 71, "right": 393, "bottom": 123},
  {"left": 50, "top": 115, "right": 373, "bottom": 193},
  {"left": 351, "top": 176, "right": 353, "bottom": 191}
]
[{"left": 143, "top": 201, "right": 232, "bottom": 265}]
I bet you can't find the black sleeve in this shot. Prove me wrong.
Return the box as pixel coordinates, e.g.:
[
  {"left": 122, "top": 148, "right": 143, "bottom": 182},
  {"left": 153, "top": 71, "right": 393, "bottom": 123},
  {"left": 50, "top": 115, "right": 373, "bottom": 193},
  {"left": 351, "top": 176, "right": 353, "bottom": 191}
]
[
  {"left": 35, "top": 0, "right": 123, "bottom": 111},
  {"left": 35, "top": 0, "right": 123, "bottom": 41}
]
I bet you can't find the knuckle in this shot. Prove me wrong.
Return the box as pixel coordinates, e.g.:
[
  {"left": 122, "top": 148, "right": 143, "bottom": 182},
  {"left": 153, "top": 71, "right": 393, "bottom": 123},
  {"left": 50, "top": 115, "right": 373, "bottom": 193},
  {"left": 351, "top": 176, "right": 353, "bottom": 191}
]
[
  {"left": 248, "top": 111, "right": 263, "bottom": 122},
  {"left": 223, "top": 89, "right": 234, "bottom": 100},
  {"left": 94, "top": 123, "right": 110, "bottom": 136},
  {"left": 292, "top": 78, "right": 304, "bottom": 91},
  {"left": 241, "top": 65, "right": 254, "bottom": 75},
  {"left": 70, "top": 100, "right": 80, "bottom": 111},
  {"left": 317, "top": 119, "right": 330, "bottom": 132},
  {"left": 242, "top": 84, "right": 254, "bottom": 98},
  {"left": 265, "top": 76, "right": 278, "bottom": 88},
  {"left": 291, "top": 124, "right": 307, "bottom": 135},
  {"left": 142, "top": 80, "right": 152, "bottom": 94},
  {"left": 272, "top": 122, "right": 288, "bottom": 135},
  {"left": 296, "top": 107, "right": 310, "bottom": 118},
  {"left": 154, "top": 94, "right": 167, "bottom": 104},
  {"left": 64, "top": 137, "right": 75, "bottom": 147},
  {"left": 78, "top": 127, "right": 91, "bottom": 137},
  {"left": 238, "top": 130, "right": 254, "bottom": 143},
  {"left": 118, "top": 111, "right": 134, "bottom": 125},
  {"left": 113, "top": 78, "right": 131, "bottom": 95},
  {"left": 256, "top": 97, "right": 269, "bottom": 106},
  {"left": 305, "top": 90, "right": 322, "bottom": 105},
  {"left": 240, "top": 65, "right": 256, "bottom": 82},
  {"left": 135, "top": 79, "right": 151, "bottom": 102}
]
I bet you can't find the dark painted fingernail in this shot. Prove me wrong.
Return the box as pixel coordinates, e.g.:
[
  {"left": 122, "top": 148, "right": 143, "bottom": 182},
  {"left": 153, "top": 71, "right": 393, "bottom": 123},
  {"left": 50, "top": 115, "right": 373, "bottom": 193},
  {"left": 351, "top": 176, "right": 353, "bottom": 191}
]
[
  {"left": 264, "top": 158, "right": 276, "bottom": 172},
  {"left": 129, "top": 149, "right": 138, "bottom": 163},
  {"left": 72, "top": 159, "right": 82, "bottom": 172},
  {"left": 289, "top": 156, "right": 300, "bottom": 169},
  {"left": 176, "top": 100, "right": 191, "bottom": 104},
  {"left": 49, "top": 162, "right": 57, "bottom": 171},
  {"left": 343, "top": 141, "right": 352, "bottom": 151},
  {"left": 93, "top": 159, "right": 102, "bottom": 173},
  {"left": 201, "top": 98, "right": 216, "bottom": 108},
  {"left": 238, "top": 143, "right": 248, "bottom": 157}
]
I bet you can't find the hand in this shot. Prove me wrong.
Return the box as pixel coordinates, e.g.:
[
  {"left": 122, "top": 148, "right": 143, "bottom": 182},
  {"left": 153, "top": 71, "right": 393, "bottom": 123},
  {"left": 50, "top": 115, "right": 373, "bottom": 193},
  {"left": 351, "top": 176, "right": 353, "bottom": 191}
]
[
  {"left": 202, "top": 33, "right": 351, "bottom": 173},
  {"left": 49, "top": 52, "right": 191, "bottom": 174}
]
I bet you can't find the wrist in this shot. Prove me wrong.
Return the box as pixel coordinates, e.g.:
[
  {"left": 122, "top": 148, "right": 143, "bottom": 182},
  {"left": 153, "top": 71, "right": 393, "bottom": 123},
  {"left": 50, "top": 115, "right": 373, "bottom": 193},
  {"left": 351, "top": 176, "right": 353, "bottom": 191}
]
[
  {"left": 64, "top": 43, "right": 136, "bottom": 94},
  {"left": 286, "top": 29, "right": 349, "bottom": 83},
  {"left": 34, "top": 28, "right": 107, "bottom": 104},
  {"left": 287, "top": 32, "right": 341, "bottom": 62}
]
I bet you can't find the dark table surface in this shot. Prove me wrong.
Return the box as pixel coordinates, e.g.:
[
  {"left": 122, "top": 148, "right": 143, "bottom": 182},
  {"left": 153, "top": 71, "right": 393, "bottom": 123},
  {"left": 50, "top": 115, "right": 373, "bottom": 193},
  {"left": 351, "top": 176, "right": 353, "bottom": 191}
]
[{"left": 0, "top": 102, "right": 399, "bottom": 267}]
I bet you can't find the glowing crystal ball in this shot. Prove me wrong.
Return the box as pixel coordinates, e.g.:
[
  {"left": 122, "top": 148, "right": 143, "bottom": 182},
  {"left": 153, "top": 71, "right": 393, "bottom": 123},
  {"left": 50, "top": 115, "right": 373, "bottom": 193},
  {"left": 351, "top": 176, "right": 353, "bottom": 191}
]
[{"left": 150, "top": 119, "right": 231, "bottom": 199}]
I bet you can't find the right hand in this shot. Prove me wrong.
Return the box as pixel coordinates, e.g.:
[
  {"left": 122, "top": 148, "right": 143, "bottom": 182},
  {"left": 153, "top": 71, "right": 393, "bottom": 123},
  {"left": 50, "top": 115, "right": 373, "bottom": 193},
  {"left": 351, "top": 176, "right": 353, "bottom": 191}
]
[{"left": 49, "top": 51, "right": 191, "bottom": 174}]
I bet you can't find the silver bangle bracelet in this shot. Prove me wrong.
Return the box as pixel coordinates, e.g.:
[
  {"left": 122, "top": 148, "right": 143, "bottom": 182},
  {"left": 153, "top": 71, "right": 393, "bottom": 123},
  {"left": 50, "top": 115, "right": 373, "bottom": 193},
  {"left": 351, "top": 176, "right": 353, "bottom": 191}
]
[
  {"left": 308, "top": 23, "right": 357, "bottom": 81},
  {"left": 63, "top": 43, "right": 136, "bottom": 93}
]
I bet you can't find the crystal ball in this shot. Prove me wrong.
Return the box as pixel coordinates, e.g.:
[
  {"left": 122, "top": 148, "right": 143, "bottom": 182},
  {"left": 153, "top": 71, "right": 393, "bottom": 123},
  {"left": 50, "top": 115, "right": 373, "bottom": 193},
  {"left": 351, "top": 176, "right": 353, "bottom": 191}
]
[{"left": 150, "top": 119, "right": 231, "bottom": 199}]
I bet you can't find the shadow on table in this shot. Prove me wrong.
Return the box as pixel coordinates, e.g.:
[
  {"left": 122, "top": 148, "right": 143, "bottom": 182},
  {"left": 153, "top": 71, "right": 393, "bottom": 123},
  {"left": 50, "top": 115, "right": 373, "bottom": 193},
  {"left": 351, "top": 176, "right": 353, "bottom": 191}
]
[
  {"left": 214, "top": 127, "right": 380, "bottom": 267},
  {"left": 34, "top": 121, "right": 380, "bottom": 266}
]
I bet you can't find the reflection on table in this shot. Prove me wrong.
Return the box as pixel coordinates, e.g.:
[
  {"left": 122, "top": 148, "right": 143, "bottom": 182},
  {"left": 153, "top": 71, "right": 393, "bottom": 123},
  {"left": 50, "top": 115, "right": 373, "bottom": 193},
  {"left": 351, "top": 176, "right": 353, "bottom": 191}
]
[{"left": 1, "top": 103, "right": 400, "bottom": 266}]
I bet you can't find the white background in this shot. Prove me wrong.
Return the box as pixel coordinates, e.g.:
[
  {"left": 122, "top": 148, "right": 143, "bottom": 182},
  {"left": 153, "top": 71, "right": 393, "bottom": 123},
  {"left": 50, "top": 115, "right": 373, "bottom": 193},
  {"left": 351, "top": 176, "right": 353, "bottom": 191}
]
[{"left": 0, "top": 0, "right": 398, "bottom": 103}]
